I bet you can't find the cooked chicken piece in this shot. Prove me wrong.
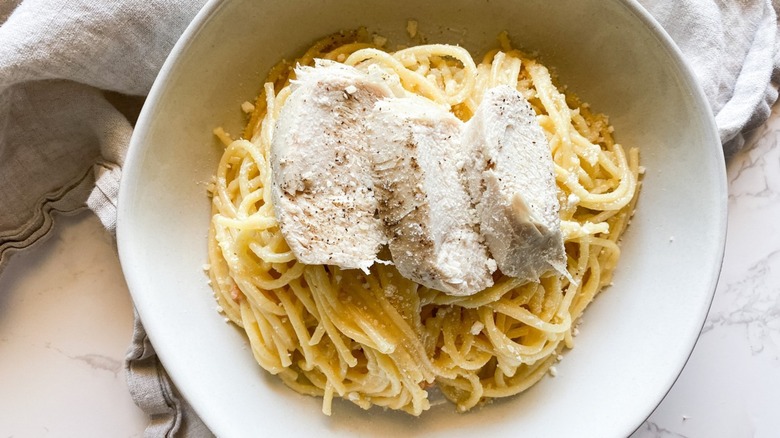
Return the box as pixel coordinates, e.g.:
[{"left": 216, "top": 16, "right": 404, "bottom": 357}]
[
  {"left": 368, "top": 96, "right": 496, "bottom": 296},
  {"left": 463, "top": 85, "right": 566, "bottom": 281},
  {"left": 270, "top": 61, "right": 392, "bottom": 271}
]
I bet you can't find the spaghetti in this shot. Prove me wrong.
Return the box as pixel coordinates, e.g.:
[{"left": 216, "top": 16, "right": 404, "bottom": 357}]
[{"left": 207, "top": 28, "right": 641, "bottom": 416}]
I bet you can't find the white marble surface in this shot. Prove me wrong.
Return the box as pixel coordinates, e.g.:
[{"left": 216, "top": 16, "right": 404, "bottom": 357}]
[
  {"left": 1, "top": 103, "right": 779, "bottom": 437},
  {"left": 0, "top": 213, "right": 146, "bottom": 437}
]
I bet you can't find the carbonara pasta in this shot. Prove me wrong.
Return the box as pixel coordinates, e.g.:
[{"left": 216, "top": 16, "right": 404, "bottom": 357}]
[{"left": 207, "top": 28, "right": 641, "bottom": 416}]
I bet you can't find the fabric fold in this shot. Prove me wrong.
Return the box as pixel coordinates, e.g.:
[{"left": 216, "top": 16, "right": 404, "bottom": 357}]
[{"left": 126, "top": 310, "right": 212, "bottom": 437}]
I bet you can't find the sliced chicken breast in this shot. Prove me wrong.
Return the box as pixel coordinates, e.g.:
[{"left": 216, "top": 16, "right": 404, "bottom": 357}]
[
  {"left": 271, "top": 61, "right": 392, "bottom": 271},
  {"left": 368, "top": 96, "right": 496, "bottom": 296},
  {"left": 463, "top": 85, "right": 566, "bottom": 281}
]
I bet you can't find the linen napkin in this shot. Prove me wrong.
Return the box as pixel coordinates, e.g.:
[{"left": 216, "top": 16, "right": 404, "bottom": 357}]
[{"left": 0, "top": 0, "right": 778, "bottom": 436}]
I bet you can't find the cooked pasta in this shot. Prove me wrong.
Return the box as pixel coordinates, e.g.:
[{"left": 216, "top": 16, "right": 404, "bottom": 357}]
[{"left": 207, "top": 28, "right": 641, "bottom": 416}]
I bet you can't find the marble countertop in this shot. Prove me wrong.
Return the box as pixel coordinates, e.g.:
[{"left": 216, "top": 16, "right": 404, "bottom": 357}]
[{"left": 1, "top": 103, "right": 779, "bottom": 437}]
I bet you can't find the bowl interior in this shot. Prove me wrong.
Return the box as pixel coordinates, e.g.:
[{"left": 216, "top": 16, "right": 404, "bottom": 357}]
[{"left": 118, "top": 0, "right": 726, "bottom": 436}]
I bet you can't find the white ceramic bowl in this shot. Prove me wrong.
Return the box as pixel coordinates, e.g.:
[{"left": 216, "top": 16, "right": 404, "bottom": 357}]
[{"left": 118, "top": 0, "right": 727, "bottom": 436}]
